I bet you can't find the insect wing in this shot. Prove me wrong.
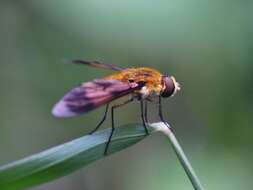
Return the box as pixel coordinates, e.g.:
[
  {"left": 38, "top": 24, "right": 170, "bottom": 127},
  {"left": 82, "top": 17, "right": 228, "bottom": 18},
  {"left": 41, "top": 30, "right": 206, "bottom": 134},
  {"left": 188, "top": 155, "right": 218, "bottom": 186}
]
[
  {"left": 69, "top": 59, "right": 124, "bottom": 71},
  {"left": 52, "top": 79, "right": 139, "bottom": 117}
]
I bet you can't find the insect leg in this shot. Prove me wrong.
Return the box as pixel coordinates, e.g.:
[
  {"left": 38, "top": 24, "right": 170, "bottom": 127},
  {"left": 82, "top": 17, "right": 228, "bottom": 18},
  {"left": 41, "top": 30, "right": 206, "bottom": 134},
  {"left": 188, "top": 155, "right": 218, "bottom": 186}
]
[
  {"left": 89, "top": 103, "right": 109, "bottom": 134},
  {"left": 140, "top": 99, "right": 149, "bottom": 135},
  {"left": 158, "top": 96, "right": 172, "bottom": 129},
  {"left": 144, "top": 100, "right": 149, "bottom": 123},
  {"left": 104, "top": 98, "right": 134, "bottom": 155}
]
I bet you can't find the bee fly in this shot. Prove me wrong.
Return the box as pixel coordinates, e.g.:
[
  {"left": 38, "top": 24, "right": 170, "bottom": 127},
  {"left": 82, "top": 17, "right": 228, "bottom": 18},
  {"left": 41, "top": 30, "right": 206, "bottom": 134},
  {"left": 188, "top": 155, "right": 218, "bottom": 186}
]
[{"left": 52, "top": 60, "right": 181, "bottom": 155}]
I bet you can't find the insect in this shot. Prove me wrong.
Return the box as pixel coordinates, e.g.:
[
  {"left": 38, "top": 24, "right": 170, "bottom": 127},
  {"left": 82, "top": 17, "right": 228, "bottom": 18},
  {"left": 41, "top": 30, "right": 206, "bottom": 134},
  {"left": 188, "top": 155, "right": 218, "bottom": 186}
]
[{"left": 52, "top": 60, "right": 181, "bottom": 155}]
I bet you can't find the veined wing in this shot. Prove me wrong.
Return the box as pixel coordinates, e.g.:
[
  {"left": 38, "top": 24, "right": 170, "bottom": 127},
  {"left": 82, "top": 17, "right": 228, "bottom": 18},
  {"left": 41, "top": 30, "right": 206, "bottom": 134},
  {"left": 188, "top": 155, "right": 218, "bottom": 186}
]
[
  {"left": 52, "top": 79, "right": 140, "bottom": 117},
  {"left": 69, "top": 59, "right": 124, "bottom": 71}
]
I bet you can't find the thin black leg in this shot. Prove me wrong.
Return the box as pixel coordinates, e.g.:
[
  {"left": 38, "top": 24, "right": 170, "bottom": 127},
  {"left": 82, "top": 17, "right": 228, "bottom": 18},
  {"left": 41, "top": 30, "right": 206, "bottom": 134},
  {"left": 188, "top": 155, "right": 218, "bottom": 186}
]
[
  {"left": 144, "top": 100, "right": 148, "bottom": 123},
  {"left": 158, "top": 96, "right": 172, "bottom": 129},
  {"left": 141, "top": 99, "right": 149, "bottom": 135},
  {"left": 89, "top": 104, "right": 109, "bottom": 134},
  {"left": 104, "top": 98, "right": 134, "bottom": 155},
  {"left": 158, "top": 96, "right": 165, "bottom": 122}
]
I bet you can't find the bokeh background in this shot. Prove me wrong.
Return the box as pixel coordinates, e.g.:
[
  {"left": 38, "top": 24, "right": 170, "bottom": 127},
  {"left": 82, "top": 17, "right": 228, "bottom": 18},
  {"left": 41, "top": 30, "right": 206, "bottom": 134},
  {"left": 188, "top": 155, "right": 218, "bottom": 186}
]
[{"left": 1, "top": 1, "right": 253, "bottom": 189}]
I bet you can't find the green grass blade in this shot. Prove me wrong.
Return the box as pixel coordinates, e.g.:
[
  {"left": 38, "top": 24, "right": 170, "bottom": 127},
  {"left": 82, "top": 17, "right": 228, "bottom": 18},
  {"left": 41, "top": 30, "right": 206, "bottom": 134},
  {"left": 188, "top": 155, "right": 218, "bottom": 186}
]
[
  {"left": 0, "top": 124, "right": 154, "bottom": 190},
  {"left": 153, "top": 122, "right": 204, "bottom": 190}
]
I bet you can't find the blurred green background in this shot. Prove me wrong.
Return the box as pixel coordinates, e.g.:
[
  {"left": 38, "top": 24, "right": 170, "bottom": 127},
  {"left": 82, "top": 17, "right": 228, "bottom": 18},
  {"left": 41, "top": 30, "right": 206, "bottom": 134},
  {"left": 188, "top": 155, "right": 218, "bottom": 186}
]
[{"left": 1, "top": 1, "right": 253, "bottom": 189}]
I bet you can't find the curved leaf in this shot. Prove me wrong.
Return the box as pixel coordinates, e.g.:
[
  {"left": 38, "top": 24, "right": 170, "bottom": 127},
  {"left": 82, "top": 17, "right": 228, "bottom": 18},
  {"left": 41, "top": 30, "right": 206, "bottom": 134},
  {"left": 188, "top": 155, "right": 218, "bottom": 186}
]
[{"left": 0, "top": 124, "right": 155, "bottom": 190}]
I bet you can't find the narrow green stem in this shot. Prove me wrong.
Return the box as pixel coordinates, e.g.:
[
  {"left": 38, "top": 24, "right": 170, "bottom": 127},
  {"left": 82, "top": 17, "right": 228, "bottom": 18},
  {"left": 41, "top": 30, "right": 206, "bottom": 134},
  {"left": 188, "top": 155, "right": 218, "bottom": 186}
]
[{"left": 151, "top": 122, "right": 204, "bottom": 190}]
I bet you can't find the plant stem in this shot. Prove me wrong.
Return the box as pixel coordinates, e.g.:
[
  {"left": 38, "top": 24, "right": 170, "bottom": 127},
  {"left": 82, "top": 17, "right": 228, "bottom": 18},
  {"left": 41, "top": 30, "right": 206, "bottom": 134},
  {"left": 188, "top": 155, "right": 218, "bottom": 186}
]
[{"left": 151, "top": 122, "right": 204, "bottom": 190}]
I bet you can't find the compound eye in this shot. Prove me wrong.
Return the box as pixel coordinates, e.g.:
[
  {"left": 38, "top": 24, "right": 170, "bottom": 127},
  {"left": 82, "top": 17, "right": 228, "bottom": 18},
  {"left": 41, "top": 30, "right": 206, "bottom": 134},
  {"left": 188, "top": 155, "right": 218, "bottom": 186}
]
[{"left": 161, "top": 76, "right": 175, "bottom": 98}]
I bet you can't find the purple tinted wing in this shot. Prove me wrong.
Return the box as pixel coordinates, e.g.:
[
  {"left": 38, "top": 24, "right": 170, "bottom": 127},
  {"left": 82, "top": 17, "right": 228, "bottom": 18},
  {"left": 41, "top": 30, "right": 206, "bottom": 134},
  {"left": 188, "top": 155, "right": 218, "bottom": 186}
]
[{"left": 52, "top": 79, "right": 139, "bottom": 117}]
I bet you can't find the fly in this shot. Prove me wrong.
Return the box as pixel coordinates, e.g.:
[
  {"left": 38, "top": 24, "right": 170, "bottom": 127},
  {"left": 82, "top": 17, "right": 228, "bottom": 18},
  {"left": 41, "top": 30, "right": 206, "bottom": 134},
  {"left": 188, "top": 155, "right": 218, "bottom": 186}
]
[{"left": 52, "top": 59, "right": 181, "bottom": 155}]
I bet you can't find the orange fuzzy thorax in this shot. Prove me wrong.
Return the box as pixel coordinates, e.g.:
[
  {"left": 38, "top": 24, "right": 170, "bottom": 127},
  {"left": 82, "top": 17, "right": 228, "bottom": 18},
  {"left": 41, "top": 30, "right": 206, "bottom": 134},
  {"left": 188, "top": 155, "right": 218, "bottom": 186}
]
[{"left": 104, "top": 67, "right": 163, "bottom": 96}]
